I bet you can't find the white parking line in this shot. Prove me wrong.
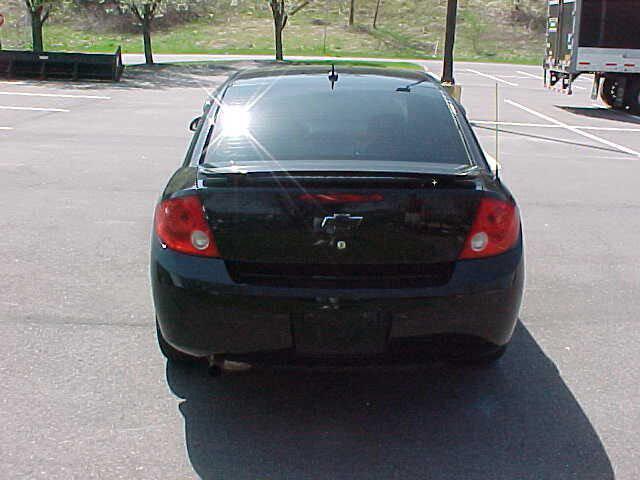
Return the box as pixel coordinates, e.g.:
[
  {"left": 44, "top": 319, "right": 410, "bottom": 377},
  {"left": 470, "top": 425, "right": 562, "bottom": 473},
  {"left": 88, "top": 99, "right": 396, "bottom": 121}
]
[
  {"left": 473, "top": 121, "right": 561, "bottom": 128},
  {"left": 471, "top": 120, "right": 640, "bottom": 132},
  {"left": 578, "top": 126, "right": 640, "bottom": 131},
  {"left": 465, "top": 69, "right": 519, "bottom": 86},
  {"left": 505, "top": 99, "right": 640, "bottom": 157},
  {"left": 517, "top": 70, "right": 541, "bottom": 80},
  {"left": 0, "top": 127, "right": 14, "bottom": 130},
  {"left": 0, "top": 105, "right": 70, "bottom": 112},
  {"left": 0, "top": 91, "right": 110, "bottom": 100}
]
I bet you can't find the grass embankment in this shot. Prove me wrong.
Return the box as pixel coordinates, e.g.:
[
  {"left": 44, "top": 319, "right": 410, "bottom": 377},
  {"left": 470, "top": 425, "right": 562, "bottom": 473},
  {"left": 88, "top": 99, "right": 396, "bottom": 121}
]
[
  {"left": 1, "top": 0, "right": 545, "bottom": 64},
  {"left": 281, "top": 59, "right": 423, "bottom": 69}
]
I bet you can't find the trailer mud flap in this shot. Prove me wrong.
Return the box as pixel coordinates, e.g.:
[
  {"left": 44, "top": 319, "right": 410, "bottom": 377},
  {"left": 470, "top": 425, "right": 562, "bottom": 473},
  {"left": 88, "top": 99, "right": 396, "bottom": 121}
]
[{"left": 591, "top": 74, "right": 601, "bottom": 100}]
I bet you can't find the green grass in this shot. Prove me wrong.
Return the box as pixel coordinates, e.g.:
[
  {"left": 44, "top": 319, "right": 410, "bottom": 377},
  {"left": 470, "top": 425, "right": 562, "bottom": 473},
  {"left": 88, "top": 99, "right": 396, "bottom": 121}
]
[
  {"left": 281, "top": 59, "right": 424, "bottom": 70},
  {"left": 1, "top": 0, "right": 545, "bottom": 65}
]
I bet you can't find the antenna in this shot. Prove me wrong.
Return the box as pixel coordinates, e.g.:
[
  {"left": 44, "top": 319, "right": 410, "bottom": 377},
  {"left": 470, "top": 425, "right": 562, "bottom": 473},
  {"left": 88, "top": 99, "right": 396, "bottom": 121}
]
[
  {"left": 495, "top": 82, "right": 500, "bottom": 181},
  {"left": 328, "top": 63, "right": 339, "bottom": 90}
]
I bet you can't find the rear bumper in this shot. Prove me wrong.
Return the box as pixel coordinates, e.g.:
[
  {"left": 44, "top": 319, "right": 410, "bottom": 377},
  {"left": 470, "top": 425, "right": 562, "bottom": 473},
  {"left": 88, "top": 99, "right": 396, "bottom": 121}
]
[{"left": 151, "top": 239, "right": 524, "bottom": 358}]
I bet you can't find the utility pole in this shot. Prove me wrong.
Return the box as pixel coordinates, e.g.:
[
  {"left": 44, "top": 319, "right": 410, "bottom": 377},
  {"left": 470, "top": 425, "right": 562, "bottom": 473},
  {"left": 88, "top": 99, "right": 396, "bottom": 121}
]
[
  {"left": 0, "top": 13, "right": 5, "bottom": 50},
  {"left": 349, "top": 0, "right": 355, "bottom": 26},
  {"left": 441, "top": 0, "right": 458, "bottom": 85}
]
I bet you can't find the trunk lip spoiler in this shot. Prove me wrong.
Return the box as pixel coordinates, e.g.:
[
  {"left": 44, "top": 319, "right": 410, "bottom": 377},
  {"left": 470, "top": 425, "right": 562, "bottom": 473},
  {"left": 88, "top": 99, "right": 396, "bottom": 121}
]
[{"left": 199, "top": 162, "right": 481, "bottom": 178}]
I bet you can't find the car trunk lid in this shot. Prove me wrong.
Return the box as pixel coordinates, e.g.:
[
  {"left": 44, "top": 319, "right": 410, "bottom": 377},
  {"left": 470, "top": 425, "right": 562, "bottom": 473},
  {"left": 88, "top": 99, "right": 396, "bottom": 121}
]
[{"left": 198, "top": 169, "right": 486, "bottom": 271}]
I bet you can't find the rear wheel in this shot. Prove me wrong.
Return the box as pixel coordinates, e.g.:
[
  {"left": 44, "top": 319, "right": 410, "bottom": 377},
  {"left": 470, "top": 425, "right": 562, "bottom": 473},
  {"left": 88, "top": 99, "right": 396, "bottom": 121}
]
[
  {"left": 156, "top": 318, "right": 200, "bottom": 364},
  {"left": 601, "top": 78, "right": 620, "bottom": 108},
  {"left": 626, "top": 78, "right": 640, "bottom": 114}
]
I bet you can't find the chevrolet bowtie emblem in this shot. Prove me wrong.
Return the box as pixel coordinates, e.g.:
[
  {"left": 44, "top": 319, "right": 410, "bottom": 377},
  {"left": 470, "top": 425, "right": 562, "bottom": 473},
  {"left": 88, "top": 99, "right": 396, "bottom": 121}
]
[{"left": 321, "top": 213, "right": 363, "bottom": 235}]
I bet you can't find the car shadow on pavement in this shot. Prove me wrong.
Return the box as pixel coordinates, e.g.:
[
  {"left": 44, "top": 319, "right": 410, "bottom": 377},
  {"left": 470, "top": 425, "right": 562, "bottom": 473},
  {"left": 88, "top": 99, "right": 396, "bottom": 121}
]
[{"left": 166, "top": 322, "right": 614, "bottom": 480}]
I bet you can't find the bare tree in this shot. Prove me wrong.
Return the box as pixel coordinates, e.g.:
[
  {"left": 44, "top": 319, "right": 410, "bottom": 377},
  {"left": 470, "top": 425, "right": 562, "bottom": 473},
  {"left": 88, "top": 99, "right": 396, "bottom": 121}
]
[
  {"left": 269, "top": 0, "right": 310, "bottom": 61},
  {"left": 23, "top": 0, "right": 58, "bottom": 53},
  {"left": 127, "top": 1, "right": 162, "bottom": 65}
]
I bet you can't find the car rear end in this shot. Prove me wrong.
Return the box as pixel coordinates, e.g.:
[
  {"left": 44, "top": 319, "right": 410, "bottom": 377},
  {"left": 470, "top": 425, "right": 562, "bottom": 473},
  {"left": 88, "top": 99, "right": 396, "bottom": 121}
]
[{"left": 151, "top": 67, "right": 524, "bottom": 363}]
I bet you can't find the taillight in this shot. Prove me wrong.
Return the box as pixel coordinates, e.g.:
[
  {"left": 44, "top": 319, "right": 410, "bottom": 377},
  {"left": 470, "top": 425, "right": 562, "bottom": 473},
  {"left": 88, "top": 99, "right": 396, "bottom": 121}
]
[
  {"left": 154, "top": 195, "right": 220, "bottom": 257},
  {"left": 459, "top": 197, "right": 520, "bottom": 260}
]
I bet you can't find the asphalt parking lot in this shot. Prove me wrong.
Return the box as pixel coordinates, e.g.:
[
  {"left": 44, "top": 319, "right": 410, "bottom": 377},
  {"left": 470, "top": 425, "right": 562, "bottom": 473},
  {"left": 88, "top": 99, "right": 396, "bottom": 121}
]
[{"left": 1, "top": 58, "right": 639, "bottom": 479}]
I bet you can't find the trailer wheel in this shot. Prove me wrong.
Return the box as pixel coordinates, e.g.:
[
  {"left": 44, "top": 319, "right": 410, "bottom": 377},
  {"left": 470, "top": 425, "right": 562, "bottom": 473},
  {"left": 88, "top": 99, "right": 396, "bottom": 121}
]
[
  {"left": 626, "top": 78, "right": 640, "bottom": 115},
  {"left": 601, "top": 78, "right": 619, "bottom": 108}
]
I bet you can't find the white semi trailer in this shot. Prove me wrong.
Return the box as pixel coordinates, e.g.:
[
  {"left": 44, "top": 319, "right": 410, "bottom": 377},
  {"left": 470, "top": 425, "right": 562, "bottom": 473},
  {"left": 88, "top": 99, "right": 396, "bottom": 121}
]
[{"left": 544, "top": 0, "right": 640, "bottom": 113}]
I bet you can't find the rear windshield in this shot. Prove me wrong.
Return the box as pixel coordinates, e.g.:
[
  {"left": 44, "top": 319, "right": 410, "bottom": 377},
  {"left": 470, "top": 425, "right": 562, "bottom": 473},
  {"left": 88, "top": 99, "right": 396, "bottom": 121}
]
[{"left": 202, "top": 74, "right": 470, "bottom": 167}]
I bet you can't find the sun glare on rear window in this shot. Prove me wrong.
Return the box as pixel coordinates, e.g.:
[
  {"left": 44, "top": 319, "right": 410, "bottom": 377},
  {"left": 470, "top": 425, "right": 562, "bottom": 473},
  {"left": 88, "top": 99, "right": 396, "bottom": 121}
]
[{"left": 220, "top": 106, "right": 251, "bottom": 137}]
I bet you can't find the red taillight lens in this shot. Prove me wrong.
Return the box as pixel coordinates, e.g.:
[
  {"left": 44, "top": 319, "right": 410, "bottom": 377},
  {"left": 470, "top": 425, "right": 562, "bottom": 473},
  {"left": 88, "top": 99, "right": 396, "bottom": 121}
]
[
  {"left": 154, "top": 195, "right": 220, "bottom": 257},
  {"left": 459, "top": 197, "right": 520, "bottom": 260}
]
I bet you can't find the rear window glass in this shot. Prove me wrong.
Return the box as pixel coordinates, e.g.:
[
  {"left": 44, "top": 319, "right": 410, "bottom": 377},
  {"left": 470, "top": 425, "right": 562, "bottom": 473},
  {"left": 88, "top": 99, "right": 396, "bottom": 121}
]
[{"left": 202, "top": 74, "right": 470, "bottom": 166}]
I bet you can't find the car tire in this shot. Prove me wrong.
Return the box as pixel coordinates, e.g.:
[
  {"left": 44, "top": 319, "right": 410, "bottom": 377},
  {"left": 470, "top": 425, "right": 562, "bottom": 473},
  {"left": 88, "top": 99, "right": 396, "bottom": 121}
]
[
  {"left": 447, "top": 344, "right": 507, "bottom": 367},
  {"left": 156, "top": 318, "right": 200, "bottom": 364}
]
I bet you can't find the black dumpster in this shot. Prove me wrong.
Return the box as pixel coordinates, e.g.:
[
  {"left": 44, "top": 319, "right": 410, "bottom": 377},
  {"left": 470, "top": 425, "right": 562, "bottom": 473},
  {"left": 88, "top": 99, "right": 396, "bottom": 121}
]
[{"left": 0, "top": 47, "right": 124, "bottom": 81}]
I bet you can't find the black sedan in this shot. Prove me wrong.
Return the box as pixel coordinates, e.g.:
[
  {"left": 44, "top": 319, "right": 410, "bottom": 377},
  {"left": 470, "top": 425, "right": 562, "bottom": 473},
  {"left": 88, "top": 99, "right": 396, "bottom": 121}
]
[{"left": 151, "top": 66, "right": 524, "bottom": 369}]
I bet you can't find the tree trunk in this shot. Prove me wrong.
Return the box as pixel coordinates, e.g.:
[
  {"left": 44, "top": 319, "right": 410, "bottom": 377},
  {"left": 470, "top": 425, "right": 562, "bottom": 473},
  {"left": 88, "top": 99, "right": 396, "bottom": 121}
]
[
  {"left": 270, "top": 1, "right": 286, "bottom": 61},
  {"left": 441, "top": 0, "right": 458, "bottom": 84},
  {"left": 143, "top": 11, "right": 154, "bottom": 65},
  {"left": 349, "top": 0, "right": 355, "bottom": 26},
  {"left": 31, "top": 14, "right": 44, "bottom": 53},
  {"left": 373, "top": 0, "right": 382, "bottom": 29},
  {"left": 274, "top": 20, "right": 284, "bottom": 60}
]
